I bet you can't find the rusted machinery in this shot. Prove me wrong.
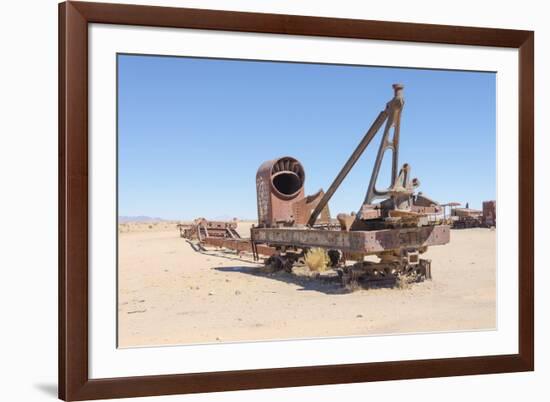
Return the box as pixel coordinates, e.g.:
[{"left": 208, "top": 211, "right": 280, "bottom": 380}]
[
  {"left": 451, "top": 206, "right": 483, "bottom": 229},
  {"left": 451, "top": 202, "right": 497, "bottom": 228},
  {"left": 178, "top": 218, "right": 241, "bottom": 241},
  {"left": 256, "top": 157, "right": 331, "bottom": 227},
  {"left": 482, "top": 200, "right": 496, "bottom": 227},
  {"left": 177, "top": 218, "right": 275, "bottom": 256},
  {"left": 182, "top": 84, "right": 450, "bottom": 288}
]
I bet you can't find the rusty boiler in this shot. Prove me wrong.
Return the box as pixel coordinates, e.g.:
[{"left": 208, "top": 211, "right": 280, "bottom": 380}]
[
  {"left": 256, "top": 157, "right": 306, "bottom": 227},
  {"left": 256, "top": 157, "right": 331, "bottom": 227}
]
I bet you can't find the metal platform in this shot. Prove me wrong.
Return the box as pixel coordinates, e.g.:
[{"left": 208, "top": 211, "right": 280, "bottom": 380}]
[{"left": 251, "top": 225, "right": 450, "bottom": 255}]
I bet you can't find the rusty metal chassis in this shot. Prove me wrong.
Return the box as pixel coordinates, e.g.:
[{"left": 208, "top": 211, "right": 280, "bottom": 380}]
[
  {"left": 188, "top": 223, "right": 448, "bottom": 286},
  {"left": 249, "top": 224, "right": 449, "bottom": 283},
  {"left": 191, "top": 224, "right": 449, "bottom": 262},
  {"left": 199, "top": 236, "right": 276, "bottom": 257},
  {"left": 250, "top": 225, "right": 449, "bottom": 256}
]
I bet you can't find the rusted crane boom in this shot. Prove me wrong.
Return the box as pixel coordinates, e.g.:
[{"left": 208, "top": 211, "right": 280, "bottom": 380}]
[{"left": 307, "top": 84, "right": 404, "bottom": 227}]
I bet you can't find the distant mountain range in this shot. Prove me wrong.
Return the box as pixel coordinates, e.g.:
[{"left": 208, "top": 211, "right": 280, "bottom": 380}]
[
  {"left": 119, "top": 215, "right": 256, "bottom": 223},
  {"left": 118, "top": 216, "right": 165, "bottom": 223}
]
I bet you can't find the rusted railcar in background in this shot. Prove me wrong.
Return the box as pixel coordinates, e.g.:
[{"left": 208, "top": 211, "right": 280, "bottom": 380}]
[
  {"left": 482, "top": 200, "right": 496, "bottom": 227},
  {"left": 446, "top": 200, "right": 496, "bottom": 229},
  {"left": 451, "top": 207, "right": 483, "bottom": 229}
]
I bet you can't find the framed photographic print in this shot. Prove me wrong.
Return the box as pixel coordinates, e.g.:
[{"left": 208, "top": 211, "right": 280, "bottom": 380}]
[{"left": 59, "top": 1, "right": 534, "bottom": 400}]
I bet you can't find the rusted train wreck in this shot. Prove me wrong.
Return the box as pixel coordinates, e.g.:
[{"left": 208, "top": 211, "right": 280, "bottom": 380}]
[{"left": 180, "top": 84, "right": 450, "bottom": 287}]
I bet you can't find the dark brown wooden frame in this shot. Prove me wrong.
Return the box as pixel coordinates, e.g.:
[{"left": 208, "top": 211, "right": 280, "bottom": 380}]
[{"left": 59, "top": 1, "right": 534, "bottom": 400}]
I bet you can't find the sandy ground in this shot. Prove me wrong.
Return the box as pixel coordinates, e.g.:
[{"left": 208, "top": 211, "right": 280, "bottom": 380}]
[{"left": 118, "top": 223, "right": 496, "bottom": 348}]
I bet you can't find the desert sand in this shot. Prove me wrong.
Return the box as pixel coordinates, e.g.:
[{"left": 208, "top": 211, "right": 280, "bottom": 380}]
[{"left": 118, "top": 223, "right": 496, "bottom": 348}]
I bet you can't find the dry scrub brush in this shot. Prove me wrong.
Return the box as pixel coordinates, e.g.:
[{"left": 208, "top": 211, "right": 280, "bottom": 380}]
[{"left": 304, "top": 248, "right": 330, "bottom": 272}]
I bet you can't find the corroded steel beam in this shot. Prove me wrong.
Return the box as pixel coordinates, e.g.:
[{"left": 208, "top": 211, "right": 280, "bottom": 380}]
[
  {"left": 202, "top": 237, "right": 276, "bottom": 257},
  {"left": 251, "top": 225, "right": 450, "bottom": 254},
  {"left": 307, "top": 84, "right": 406, "bottom": 227}
]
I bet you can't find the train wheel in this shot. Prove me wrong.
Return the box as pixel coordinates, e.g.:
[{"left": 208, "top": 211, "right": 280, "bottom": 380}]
[{"left": 328, "top": 249, "right": 342, "bottom": 267}]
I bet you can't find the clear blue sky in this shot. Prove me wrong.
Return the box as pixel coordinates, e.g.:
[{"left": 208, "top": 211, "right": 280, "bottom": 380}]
[{"left": 118, "top": 54, "right": 496, "bottom": 220}]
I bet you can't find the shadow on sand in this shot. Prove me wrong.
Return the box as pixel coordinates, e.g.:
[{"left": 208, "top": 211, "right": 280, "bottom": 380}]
[
  {"left": 188, "top": 240, "right": 398, "bottom": 293},
  {"left": 214, "top": 265, "right": 349, "bottom": 295}
]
